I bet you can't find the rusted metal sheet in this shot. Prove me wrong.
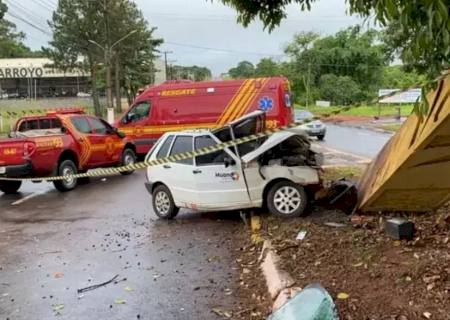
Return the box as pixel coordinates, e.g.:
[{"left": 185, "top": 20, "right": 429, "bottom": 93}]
[{"left": 358, "top": 76, "right": 450, "bottom": 212}]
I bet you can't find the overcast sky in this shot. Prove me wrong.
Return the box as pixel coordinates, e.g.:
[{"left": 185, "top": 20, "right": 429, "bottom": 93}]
[{"left": 6, "top": 0, "right": 364, "bottom": 76}]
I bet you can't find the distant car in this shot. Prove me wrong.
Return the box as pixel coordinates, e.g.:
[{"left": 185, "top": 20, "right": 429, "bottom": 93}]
[
  {"left": 144, "top": 111, "right": 322, "bottom": 219},
  {"left": 295, "top": 110, "right": 326, "bottom": 140}
]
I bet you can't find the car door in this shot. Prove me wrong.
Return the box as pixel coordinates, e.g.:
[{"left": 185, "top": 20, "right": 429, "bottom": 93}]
[
  {"left": 192, "top": 134, "right": 250, "bottom": 210},
  {"left": 163, "top": 135, "right": 198, "bottom": 207},
  {"left": 87, "top": 117, "right": 123, "bottom": 164}
]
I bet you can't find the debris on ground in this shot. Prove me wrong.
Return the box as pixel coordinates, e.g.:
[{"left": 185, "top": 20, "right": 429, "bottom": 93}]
[
  {"left": 295, "top": 230, "right": 307, "bottom": 241},
  {"left": 268, "top": 284, "right": 338, "bottom": 320},
  {"left": 385, "top": 218, "right": 415, "bottom": 240},
  {"left": 77, "top": 274, "right": 119, "bottom": 294}
]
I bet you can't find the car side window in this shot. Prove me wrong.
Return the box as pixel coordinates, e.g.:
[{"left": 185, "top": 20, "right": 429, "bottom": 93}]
[
  {"left": 169, "top": 136, "right": 193, "bottom": 165},
  {"left": 89, "top": 117, "right": 108, "bottom": 134},
  {"left": 71, "top": 117, "right": 91, "bottom": 134},
  {"left": 156, "top": 135, "right": 174, "bottom": 159},
  {"left": 195, "top": 136, "right": 227, "bottom": 166},
  {"left": 124, "top": 101, "right": 151, "bottom": 123}
]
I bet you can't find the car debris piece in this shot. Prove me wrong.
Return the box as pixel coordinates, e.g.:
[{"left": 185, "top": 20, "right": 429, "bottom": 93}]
[
  {"left": 385, "top": 218, "right": 415, "bottom": 240},
  {"left": 357, "top": 77, "right": 450, "bottom": 213},
  {"left": 77, "top": 274, "right": 119, "bottom": 294},
  {"left": 296, "top": 231, "right": 307, "bottom": 241},
  {"left": 315, "top": 179, "right": 358, "bottom": 215},
  {"left": 268, "top": 283, "right": 339, "bottom": 320}
]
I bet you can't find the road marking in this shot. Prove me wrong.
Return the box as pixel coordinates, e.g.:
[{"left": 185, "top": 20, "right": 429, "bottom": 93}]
[{"left": 11, "top": 192, "right": 43, "bottom": 206}]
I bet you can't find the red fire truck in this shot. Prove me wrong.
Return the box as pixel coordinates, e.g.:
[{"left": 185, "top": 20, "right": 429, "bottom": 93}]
[{"left": 115, "top": 77, "right": 293, "bottom": 155}]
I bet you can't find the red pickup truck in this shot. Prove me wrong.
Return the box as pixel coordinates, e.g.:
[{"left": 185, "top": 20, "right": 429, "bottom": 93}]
[{"left": 0, "top": 110, "right": 136, "bottom": 194}]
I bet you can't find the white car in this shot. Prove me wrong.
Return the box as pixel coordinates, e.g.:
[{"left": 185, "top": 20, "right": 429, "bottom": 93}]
[
  {"left": 145, "top": 112, "right": 322, "bottom": 219},
  {"left": 295, "top": 110, "right": 326, "bottom": 140}
]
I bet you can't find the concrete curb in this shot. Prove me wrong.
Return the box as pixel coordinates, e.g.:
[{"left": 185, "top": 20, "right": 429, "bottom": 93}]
[{"left": 258, "top": 239, "right": 300, "bottom": 312}]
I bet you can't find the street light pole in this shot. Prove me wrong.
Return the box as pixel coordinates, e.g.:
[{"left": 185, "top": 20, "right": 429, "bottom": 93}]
[{"left": 88, "top": 29, "right": 137, "bottom": 122}]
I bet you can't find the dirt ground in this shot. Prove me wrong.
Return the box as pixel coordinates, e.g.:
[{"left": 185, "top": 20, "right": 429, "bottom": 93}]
[{"left": 233, "top": 167, "right": 450, "bottom": 320}]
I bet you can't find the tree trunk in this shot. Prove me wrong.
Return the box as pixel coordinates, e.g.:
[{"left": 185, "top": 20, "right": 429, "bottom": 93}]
[
  {"left": 90, "top": 63, "right": 101, "bottom": 117},
  {"left": 114, "top": 56, "right": 122, "bottom": 113}
]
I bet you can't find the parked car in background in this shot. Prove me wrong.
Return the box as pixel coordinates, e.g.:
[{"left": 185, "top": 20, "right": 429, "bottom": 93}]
[
  {"left": 295, "top": 110, "right": 326, "bottom": 140},
  {"left": 144, "top": 111, "right": 322, "bottom": 219}
]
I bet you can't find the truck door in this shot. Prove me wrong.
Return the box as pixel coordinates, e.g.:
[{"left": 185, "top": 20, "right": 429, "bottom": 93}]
[
  {"left": 87, "top": 117, "right": 122, "bottom": 164},
  {"left": 192, "top": 135, "right": 250, "bottom": 210},
  {"left": 120, "top": 101, "right": 153, "bottom": 154}
]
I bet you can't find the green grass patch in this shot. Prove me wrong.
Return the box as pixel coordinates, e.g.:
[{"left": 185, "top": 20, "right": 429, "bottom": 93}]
[
  {"left": 298, "top": 104, "right": 414, "bottom": 117},
  {"left": 376, "top": 123, "right": 402, "bottom": 132},
  {"left": 321, "top": 165, "right": 365, "bottom": 182}
]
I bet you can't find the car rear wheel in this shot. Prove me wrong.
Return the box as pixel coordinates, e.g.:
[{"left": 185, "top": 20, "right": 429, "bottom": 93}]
[
  {"left": 53, "top": 160, "right": 78, "bottom": 192},
  {"left": 120, "top": 148, "right": 136, "bottom": 175},
  {"left": 152, "top": 184, "right": 179, "bottom": 219},
  {"left": 267, "top": 181, "right": 308, "bottom": 218},
  {"left": 0, "top": 180, "right": 22, "bottom": 194}
]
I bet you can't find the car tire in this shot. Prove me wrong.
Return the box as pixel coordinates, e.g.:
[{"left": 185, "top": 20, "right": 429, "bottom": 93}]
[
  {"left": 120, "top": 148, "right": 136, "bottom": 175},
  {"left": 267, "top": 181, "right": 308, "bottom": 218},
  {"left": 317, "top": 135, "right": 325, "bottom": 141},
  {"left": 152, "top": 184, "right": 179, "bottom": 219},
  {"left": 53, "top": 159, "right": 78, "bottom": 192},
  {"left": 0, "top": 180, "right": 22, "bottom": 194}
]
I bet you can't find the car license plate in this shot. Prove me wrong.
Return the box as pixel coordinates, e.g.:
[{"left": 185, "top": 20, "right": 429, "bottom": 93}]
[{"left": 0, "top": 167, "right": 5, "bottom": 174}]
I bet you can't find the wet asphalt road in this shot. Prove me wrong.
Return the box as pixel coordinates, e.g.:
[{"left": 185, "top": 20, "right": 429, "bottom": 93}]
[
  {"left": 0, "top": 172, "right": 243, "bottom": 320},
  {"left": 322, "top": 124, "right": 391, "bottom": 158},
  {"left": 0, "top": 124, "right": 391, "bottom": 319}
]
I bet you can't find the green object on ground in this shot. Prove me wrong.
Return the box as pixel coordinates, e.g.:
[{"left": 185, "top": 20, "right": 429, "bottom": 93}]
[{"left": 268, "top": 284, "right": 339, "bottom": 320}]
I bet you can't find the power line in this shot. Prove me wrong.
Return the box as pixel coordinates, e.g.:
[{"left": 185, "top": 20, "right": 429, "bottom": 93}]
[
  {"left": 5, "top": 0, "right": 50, "bottom": 31},
  {"left": 164, "top": 41, "right": 283, "bottom": 57},
  {"left": 31, "top": 0, "right": 53, "bottom": 12},
  {"left": 6, "top": 11, "right": 52, "bottom": 36}
]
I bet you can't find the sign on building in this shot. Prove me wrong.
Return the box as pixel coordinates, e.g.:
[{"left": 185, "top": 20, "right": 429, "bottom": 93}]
[{"left": 379, "top": 88, "right": 421, "bottom": 104}]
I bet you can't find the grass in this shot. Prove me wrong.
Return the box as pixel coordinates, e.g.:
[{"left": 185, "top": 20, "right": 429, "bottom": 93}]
[
  {"left": 299, "top": 104, "right": 414, "bottom": 117},
  {"left": 376, "top": 123, "right": 402, "bottom": 132},
  {"left": 321, "top": 165, "right": 365, "bottom": 182}
]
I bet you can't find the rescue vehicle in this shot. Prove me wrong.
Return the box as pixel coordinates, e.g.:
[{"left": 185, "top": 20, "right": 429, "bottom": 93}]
[
  {"left": 116, "top": 77, "right": 293, "bottom": 155},
  {"left": 0, "top": 109, "right": 136, "bottom": 194}
]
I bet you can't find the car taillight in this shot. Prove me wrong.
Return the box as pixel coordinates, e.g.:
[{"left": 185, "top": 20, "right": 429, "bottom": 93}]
[{"left": 23, "top": 142, "right": 36, "bottom": 157}]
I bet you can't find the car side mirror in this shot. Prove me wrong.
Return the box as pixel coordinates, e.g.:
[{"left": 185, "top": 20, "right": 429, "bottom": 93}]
[
  {"left": 113, "top": 127, "right": 126, "bottom": 139},
  {"left": 61, "top": 126, "right": 68, "bottom": 134},
  {"left": 224, "top": 157, "right": 236, "bottom": 168}
]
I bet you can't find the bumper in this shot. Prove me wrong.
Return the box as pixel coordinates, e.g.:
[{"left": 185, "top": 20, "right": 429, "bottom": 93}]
[
  {"left": 144, "top": 181, "right": 153, "bottom": 195},
  {"left": 305, "top": 129, "right": 326, "bottom": 137},
  {"left": 0, "top": 162, "right": 32, "bottom": 177}
]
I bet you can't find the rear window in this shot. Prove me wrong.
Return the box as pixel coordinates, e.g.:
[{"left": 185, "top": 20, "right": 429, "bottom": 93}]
[
  {"left": 17, "top": 118, "right": 61, "bottom": 131},
  {"left": 169, "top": 136, "right": 193, "bottom": 165}
]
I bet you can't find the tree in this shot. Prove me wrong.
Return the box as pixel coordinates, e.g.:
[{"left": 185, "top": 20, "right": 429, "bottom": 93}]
[
  {"left": 319, "top": 74, "right": 362, "bottom": 105},
  {"left": 381, "top": 65, "right": 426, "bottom": 89},
  {"left": 283, "top": 26, "right": 389, "bottom": 105},
  {"left": 0, "top": 1, "right": 34, "bottom": 58},
  {"left": 228, "top": 60, "right": 255, "bottom": 78},
  {"left": 46, "top": 0, "right": 162, "bottom": 116},
  {"left": 220, "top": 0, "right": 450, "bottom": 78},
  {"left": 171, "top": 65, "right": 212, "bottom": 81},
  {"left": 255, "top": 58, "right": 279, "bottom": 77}
]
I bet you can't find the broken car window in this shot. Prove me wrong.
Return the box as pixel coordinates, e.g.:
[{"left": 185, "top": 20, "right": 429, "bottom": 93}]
[{"left": 195, "top": 136, "right": 227, "bottom": 166}]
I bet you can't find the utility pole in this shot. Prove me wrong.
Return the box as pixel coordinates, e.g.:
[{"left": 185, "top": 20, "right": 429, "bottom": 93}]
[
  {"left": 168, "top": 59, "right": 177, "bottom": 80},
  {"left": 162, "top": 50, "right": 173, "bottom": 81}
]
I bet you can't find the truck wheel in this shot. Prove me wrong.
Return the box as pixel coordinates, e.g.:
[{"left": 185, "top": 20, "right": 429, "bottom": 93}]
[
  {"left": 120, "top": 148, "right": 136, "bottom": 175},
  {"left": 317, "top": 135, "right": 325, "bottom": 141},
  {"left": 152, "top": 184, "right": 179, "bottom": 219},
  {"left": 0, "top": 180, "right": 22, "bottom": 194},
  {"left": 53, "top": 160, "right": 78, "bottom": 192},
  {"left": 267, "top": 181, "right": 308, "bottom": 218}
]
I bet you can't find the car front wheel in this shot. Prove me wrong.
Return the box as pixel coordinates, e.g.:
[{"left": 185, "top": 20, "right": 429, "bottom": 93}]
[
  {"left": 0, "top": 180, "right": 22, "bottom": 194},
  {"left": 152, "top": 184, "right": 179, "bottom": 219},
  {"left": 267, "top": 181, "right": 308, "bottom": 218},
  {"left": 53, "top": 159, "right": 78, "bottom": 192},
  {"left": 317, "top": 134, "right": 325, "bottom": 141},
  {"left": 120, "top": 148, "right": 136, "bottom": 175}
]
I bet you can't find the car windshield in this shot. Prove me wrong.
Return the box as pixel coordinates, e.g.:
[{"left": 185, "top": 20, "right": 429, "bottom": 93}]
[{"left": 295, "top": 110, "right": 314, "bottom": 120}]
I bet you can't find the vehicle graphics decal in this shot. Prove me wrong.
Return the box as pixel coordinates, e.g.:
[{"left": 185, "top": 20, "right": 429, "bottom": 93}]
[
  {"left": 259, "top": 96, "right": 273, "bottom": 112},
  {"left": 215, "top": 172, "right": 240, "bottom": 181},
  {"left": 35, "top": 137, "right": 64, "bottom": 151}
]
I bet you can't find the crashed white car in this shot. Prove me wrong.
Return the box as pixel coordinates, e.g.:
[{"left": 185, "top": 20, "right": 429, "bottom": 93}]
[{"left": 145, "top": 112, "right": 322, "bottom": 219}]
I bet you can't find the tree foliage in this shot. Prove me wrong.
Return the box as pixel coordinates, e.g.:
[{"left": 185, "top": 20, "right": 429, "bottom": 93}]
[
  {"left": 171, "top": 65, "right": 212, "bottom": 81},
  {"left": 221, "top": 0, "right": 450, "bottom": 78},
  {"left": 228, "top": 60, "right": 256, "bottom": 78},
  {"left": 46, "top": 0, "right": 162, "bottom": 115},
  {"left": 0, "top": 1, "right": 34, "bottom": 58}
]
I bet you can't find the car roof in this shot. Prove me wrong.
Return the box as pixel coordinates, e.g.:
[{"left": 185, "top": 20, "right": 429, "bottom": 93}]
[{"left": 160, "top": 129, "right": 212, "bottom": 138}]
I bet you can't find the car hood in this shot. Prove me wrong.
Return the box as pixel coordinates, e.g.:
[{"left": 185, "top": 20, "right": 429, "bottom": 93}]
[{"left": 241, "top": 128, "right": 308, "bottom": 164}]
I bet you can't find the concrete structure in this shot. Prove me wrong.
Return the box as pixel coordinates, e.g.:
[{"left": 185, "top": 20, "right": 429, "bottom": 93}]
[{"left": 0, "top": 57, "right": 166, "bottom": 100}]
